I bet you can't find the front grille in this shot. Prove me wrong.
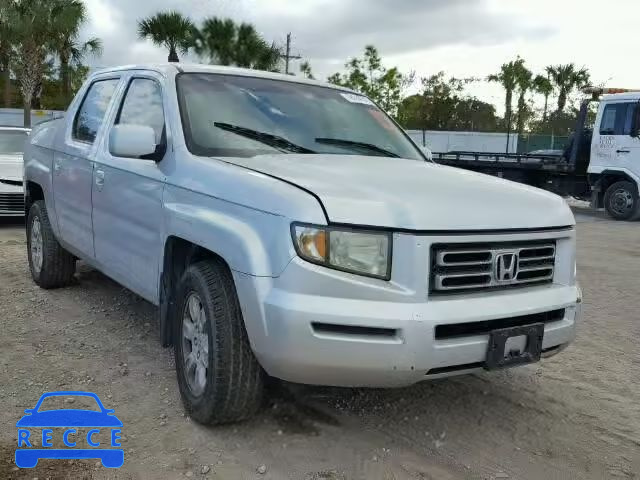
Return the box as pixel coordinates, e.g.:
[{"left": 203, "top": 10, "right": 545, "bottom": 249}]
[
  {"left": 434, "top": 308, "right": 565, "bottom": 340},
  {"left": 0, "top": 193, "right": 24, "bottom": 212},
  {"left": 0, "top": 179, "right": 23, "bottom": 187},
  {"left": 431, "top": 241, "right": 556, "bottom": 293}
]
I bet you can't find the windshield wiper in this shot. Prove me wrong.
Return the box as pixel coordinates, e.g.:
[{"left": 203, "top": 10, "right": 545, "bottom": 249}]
[
  {"left": 213, "top": 122, "right": 315, "bottom": 154},
  {"left": 315, "top": 137, "right": 400, "bottom": 158}
]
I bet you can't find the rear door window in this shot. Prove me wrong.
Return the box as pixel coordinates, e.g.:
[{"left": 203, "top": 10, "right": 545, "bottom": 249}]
[{"left": 73, "top": 79, "right": 120, "bottom": 144}]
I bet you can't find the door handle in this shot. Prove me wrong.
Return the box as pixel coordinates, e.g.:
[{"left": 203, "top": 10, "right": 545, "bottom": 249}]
[
  {"left": 53, "top": 161, "right": 61, "bottom": 174},
  {"left": 95, "top": 169, "right": 105, "bottom": 189},
  {"left": 616, "top": 149, "right": 630, "bottom": 153}
]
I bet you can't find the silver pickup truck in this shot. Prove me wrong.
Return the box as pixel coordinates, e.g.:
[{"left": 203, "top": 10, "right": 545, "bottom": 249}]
[{"left": 23, "top": 64, "right": 581, "bottom": 424}]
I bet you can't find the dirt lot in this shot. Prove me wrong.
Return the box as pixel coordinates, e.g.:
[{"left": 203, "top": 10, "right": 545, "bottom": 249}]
[{"left": 0, "top": 210, "right": 638, "bottom": 480}]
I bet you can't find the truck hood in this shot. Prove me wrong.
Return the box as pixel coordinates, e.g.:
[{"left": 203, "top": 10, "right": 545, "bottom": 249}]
[
  {"left": 0, "top": 153, "right": 23, "bottom": 182},
  {"left": 221, "top": 154, "right": 575, "bottom": 231}
]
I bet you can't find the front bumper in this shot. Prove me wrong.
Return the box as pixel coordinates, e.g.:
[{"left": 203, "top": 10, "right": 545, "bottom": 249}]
[
  {"left": 0, "top": 180, "right": 24, "bottom": 216},
  {"left": 234, "top": 228, "right": 580, "bottom": 388}
]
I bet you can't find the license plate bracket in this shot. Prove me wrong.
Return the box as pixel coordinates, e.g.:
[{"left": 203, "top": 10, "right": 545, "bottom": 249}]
[{"left": 484, "top": 323, "right": 544, "bottom": 370}]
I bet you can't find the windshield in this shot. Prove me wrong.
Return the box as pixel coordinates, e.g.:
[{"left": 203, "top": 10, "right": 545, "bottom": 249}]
[
  {"left": 176, "top": 73, "right": 424, "bottom": 160},
  {"left": 0, "top": 130, "right": 28, "bottom": 154}
]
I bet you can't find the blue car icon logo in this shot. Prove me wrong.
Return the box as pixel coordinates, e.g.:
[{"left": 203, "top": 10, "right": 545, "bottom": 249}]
[{"left": 16, "top": 391, "right": 123, "bottom": 468}]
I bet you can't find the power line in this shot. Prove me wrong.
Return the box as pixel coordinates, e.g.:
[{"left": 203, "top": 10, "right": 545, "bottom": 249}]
[{"left": 281, "top": 32, "right": 302, "bottom": 75}]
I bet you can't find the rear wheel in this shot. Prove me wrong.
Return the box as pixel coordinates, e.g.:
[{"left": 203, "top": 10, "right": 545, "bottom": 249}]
[
  {"left": 604, "top": 180, "right": 640, "bottom": 220},
  {"left": 27, "top": 200, "right": 76, "bottom": 288},
  {"left": 174, "top": 259, "right": 264, "bottom": 424}
]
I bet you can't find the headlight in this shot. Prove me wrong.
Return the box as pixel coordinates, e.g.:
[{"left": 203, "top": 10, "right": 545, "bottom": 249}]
[{"left": 291, "top": 223, "right": 391, "bottom": 279}]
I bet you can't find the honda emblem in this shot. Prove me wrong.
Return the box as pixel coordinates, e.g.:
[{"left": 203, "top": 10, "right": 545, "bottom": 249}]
[{"left": 495, "top": 252, "right": 518, "bottom": 283}]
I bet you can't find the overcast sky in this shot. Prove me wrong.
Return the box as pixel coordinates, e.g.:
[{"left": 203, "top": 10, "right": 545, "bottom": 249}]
[{"left": 82, "top": 0, "right": 639, "bottom": 114}]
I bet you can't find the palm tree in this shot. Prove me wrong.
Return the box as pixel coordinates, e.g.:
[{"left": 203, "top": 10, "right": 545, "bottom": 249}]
[
  {"left": 51, "top": 0, "right": 102, "bottom": 105},
  {"left": 0, "top": 1, "right": 14, "bottom": 107},
  {"left": 9, "top": 0, "right": 72, "bottom": 126},
  {"left": 546, "top": 64, "right": 590, "bottom": 113},
  {"left": 488, "top": 57, "right": 523, "bottom": 130},
  {"left": 513, "top": 61, "right": 532, "bottom": 134},
  {"left": 300, "top": 61, "right": 314, "bottom": 79},
  {"left": 137, "top": 11, "right": 195, "bottom": 63},
  {"left": 194, "top": 17, "right": 281, "bottom": 72},
  {"left": 195, "top": 17, "right": 236, "bottom": 65},
  {"left": 533, "top": 74, "right": 553, "bottom": 122}
]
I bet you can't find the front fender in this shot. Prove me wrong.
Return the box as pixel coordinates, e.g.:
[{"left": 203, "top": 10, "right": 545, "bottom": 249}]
[{"left": 162, "top": 185, "right": 296, "bottom": 277}]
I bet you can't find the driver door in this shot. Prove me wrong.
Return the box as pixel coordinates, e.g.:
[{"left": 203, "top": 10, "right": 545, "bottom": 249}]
[
  {"left": 91, "top": 73, "right": 169, "bottom": 303},
  {"left": 592, "top": 101, "right": 639, "bottom": 172}
]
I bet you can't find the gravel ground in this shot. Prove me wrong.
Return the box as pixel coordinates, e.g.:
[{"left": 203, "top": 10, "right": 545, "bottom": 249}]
[{"left": 0, "top": 209, "right": 638, "bottom": 480}]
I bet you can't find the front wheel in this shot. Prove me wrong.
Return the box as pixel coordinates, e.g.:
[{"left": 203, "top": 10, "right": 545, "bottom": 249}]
[
  {"left": 27, "top": 200, "right": 76, "bottom": 288},
  {"left": 603, "top": 181, "right": 640, "bottom": 220},
  {"left": 174, "top": 259, "right": 265, "bottom": 424}
]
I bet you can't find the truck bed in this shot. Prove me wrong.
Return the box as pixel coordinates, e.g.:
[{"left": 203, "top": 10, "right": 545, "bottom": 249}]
[
  {"left": 433, "top": 151, "right": 575, "bottom": 172},
  {"left": 432, "top": 151, "right": 590, "bottom": 199}
]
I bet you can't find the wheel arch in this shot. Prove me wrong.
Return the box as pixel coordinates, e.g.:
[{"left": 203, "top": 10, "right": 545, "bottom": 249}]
[
  {"left": 589, "top": 170, "right": 639, "bottom": 208},
  {"left": 25, "top": 181, "right": 45, "bottom": 216},
  {"left": 159, "top": 236, "right": 235, "bottom": 347}
]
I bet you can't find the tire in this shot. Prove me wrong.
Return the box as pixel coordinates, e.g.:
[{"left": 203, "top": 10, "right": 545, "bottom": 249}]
[
  {"left": 174, "top": 258, "right": 264, "bottom": 424},
  {"left": 603, "top": 181, "right": 640, "bottom": 221},
  {"left": 27, "top": 200, "right": 76, "bottom": 288}
]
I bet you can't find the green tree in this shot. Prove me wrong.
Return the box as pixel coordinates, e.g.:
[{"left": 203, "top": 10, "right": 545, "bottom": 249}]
[
  {"left": 0, "top": 1, "right": 13, "bottom": 108},
  {"left": 51, "top": 0, "right": 101, "bottom": 106},
  {"left": 137, "top": 11, "right": 195, "bottom": 63},
  {"left": 533, "top": 74, "right": 553, "bottom": 122},
  {"left": 530, "top": 110, "right": 579, "bottom": 137},
  {"left": 196, "top": 17, "right": 236, "bottom": 65},
  {"left": 546, "top": 64, "right": 590, "bottom": 113},
  {"left": 299, "top": 60, "right": 314, "bottom": 79},
  {"left": 513, "top": 60, "right": 533, "bottom": 134},
  {"left": 328, "top": 45, "right": 413, "bottom": 117},
  {"left": 398, "top": 72, "right": 499, "bottom": 132},
  {"left": 195, "top": 18, "right": 281, "bottom": 71},
  {"left": 488, "top": 57, "right": 524, "bottom": 130},
  {"left": 9, "top": 0, "right": 75, "bottom": 126}
]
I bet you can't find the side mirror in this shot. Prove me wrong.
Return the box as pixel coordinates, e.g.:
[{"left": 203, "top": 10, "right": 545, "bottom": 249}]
[
  {"left": 109, "top": 124, "right": 157, "bottom": 159},
  {"left": 631, "top": 103, "right": 640, "bottom": 138},
  {"left": 421, "top": 145, "right": 433, "bottom": 161}
]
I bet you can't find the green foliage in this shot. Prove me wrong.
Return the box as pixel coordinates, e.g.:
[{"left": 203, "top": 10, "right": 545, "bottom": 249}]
[
  {"left": 194, "top": 18, "right": 281, "bottom": 72},
  {"left": 513, "top": 59, "right": 533, "bottom": 135},
  {"left": 137, "top": 11, "right": 196, "bottom": 62},
  {"left": 299, "top": 61, "right": 314, "bottom": 80},
  {"left": 0, "top": 0, "right": 99, "bottom": 120},
  {"left": 488, "top": 57, "right": 524, "bottom": 129},
  {"left": 50, "top": 0, "right": 102, "bottom": 104},
  {"left": 8, "top": 0, "right": 82, "bottom": 125},
  {"left": 533, "top": 74, "right": 553, "bottom": 121},
  {"left": 546, "top": 64, "right": 590, "bottom": 113},
  {"left": 529, "top": 110, "right": 581, "bottom": 137},
  {"left": 398, "top": 72, "right": 499, "bottom": 132},
  {"left": 328, "top": 45, "right": 414, "bottom": 117}
]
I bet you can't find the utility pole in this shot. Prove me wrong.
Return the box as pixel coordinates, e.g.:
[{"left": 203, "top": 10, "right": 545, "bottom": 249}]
[{"left": 281, "top": 33, "right": 302, "bottom": 75}]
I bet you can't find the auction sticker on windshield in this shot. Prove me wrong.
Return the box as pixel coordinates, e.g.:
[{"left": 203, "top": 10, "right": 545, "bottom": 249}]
[
  {"left": 15, "top": 391, "right": 124, "bottom": 468},
  {"left": 340, "top": 92, "right": 375, "bottom": 105}
]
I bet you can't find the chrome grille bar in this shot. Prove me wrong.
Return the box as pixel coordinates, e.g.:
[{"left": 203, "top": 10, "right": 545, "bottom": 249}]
[{"left": 432, "top": 243, "right": 556, "bottom": 293}]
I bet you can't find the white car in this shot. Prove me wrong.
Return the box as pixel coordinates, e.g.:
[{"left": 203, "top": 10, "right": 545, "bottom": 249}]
[{"left": 0, "top": 126, "right": 30, "bottom": 216}]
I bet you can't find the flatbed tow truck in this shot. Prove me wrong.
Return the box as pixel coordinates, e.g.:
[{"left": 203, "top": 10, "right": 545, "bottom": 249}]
[{"left": 434, "top": 87, "right": 640, "bottom": 220}]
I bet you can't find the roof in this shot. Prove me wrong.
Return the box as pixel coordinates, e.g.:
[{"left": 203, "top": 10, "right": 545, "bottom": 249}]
[
  {"left": 601, "top": 92, "right": 640, "bottom": 102},
  {"left": 91, "top": 63, "right": 357, "bottom": 94}
]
